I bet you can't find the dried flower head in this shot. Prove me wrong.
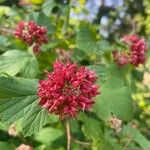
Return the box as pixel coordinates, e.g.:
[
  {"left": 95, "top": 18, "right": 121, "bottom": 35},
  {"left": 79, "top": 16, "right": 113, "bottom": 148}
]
[
  {"left": 108, "top": 115, "right": 122, "bottom": 133},
  {"left": 14, "top": 21, "right": 48, "bottom": 53},
  {"left": 8, "top": 123, "right": 18, "bottom": 137},
  {"left": 38, "top": 60, "right": 99, "bottom": 120}
]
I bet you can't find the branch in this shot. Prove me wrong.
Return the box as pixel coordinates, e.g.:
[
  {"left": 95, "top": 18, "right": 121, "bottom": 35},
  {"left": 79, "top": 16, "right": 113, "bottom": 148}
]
[{"left": 0, "top": 27, "right": 14, "bottom": 35}]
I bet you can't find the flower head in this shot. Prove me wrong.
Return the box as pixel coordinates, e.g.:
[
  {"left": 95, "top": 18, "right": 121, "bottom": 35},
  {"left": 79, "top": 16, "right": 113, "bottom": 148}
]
[
  {"left": 113, "top": 34, "right": 147, "bottom": 67},
  {"left": 38, "top": 60, "right": 99, "bottom": 120},
  {"left": 122, "top": 35, "right": 147, "bottom": 66},
  {"left": 14, "top": 21, "right": 48, "bottom": 53},
  {"left": 108, "top": 115, "right": 122, "bottom": 133}
]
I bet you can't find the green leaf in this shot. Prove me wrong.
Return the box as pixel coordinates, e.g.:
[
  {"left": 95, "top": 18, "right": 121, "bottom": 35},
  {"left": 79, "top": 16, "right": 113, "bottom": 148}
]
[
  {"left": 0, "top": 121, "right": 7, "bottom": 131},
  {"left": 96, "top": 138, "right": 123, "bottom": 150},
  {"left": 97, "top": 138, "right": 114, "bottom": 150},
  {"left": 0, "top": 6, "right": 11, "bottom": 16},
  {"left": 76, "top": 28, "right": 113, "bottom": 55},
  {"left": 0, "top": 50, "right": 39, "bottom": 78},
  {"left": 72, "top": 48, "right": 88, "bottom": 61},
  {"left": 36, "top": 12, "right": 55, "bottom": 34},
  {"left": 35, "top": 127, "right": 63, "bottom": 145},
  {"left": 76, "top": 28, "right": 99, "bottom": 54},
  {"left": 21, "top": 102, "right": 49, "bottom": 136},
  {"left": 0, "top": 142, "right": 14, "bottom": 150},
  {"left": 0, "top": 36, "right": 10, "bottom": 51},
  {"left": 122, "top": 125, "right": 150, "bottom": 150},
  {"left": 0, "top": 75, "right": 38, "bottom": 98},
  {"left": 27, "top": 12, "right": 55, "bottom": 34},
  {"left": 0, "top": 50, "right": 29, "bottom": 76},
  {"left": 0, "top": 95, "right": 37, "bottom": 123},
  {"left": 93, "top": 66, "right": 133, "bottom": 121},
  {"left": 42, "top": 0, "right": 58, "bottom": 17},
  {"left": 0, "top": 0, "right": 6, "bottom": 4},
  {"left": 78, "top": 112, "right": 103, "bottom": 139},
  {"left": 97, "top": 40, "right": 113, "bottom": 52},
  {"left": 21, "top": 56, "right": 39, "bottom": 78},
  {"left": 88, "top": 65, "right": 106, "bottom": 77},
  {"left": 94, "top": 85, "right": 133, "bottom": 121},
  {"left": 0, "top": 76, "right": 49, "bottom": 136}
]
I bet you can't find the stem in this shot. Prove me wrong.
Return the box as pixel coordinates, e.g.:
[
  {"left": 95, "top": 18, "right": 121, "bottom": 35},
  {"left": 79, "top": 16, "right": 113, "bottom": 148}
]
[
  {"left": 124, "top": 135, "right": 133, "bottom": 149},
  {"left": 27, "top": 44, "right": 36, "bottom": 56},
  {"left": 72, "top": 139, "right": 92, "bottom": 147},
  {"left": 18, "top": 134, "right": 27, "bottom": 143},
  {"left": 124, "top": 148, "right": 143, "bottom": 150},
  {"left": 62, "top": 0, "right": 71, "bottom": 34},
  {"left": 65, "top": 120, "right": 71, "bottom": 150}
]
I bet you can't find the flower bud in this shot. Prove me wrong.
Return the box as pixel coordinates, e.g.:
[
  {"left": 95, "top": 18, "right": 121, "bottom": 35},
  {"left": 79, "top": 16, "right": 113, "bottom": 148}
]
[{"left": 14, "top": 21, "right": 48, "bottom": 53}]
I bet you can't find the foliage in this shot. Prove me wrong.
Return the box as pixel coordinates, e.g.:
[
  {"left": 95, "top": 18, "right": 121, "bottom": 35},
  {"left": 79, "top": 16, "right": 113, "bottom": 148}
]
[{"left": 0, "top": 0, "right": 150, "bottom": 150}]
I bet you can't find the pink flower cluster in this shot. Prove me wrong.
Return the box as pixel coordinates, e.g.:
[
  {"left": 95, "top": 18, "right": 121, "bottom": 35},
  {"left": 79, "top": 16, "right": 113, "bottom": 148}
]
[
  {"left": 14, "top": 21, "right": 48, "bottom": 53},
  {"left": 38, "top": 60, "right": 99, "bottom": 120},
  {"left": 113, "top": 35, "right": 147, "bottom": 67}
]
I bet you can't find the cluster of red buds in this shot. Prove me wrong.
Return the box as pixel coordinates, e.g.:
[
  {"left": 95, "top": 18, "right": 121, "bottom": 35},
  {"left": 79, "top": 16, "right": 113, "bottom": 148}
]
[
  {"left": 38, "top": 60, "right": 99, "bottom": 120},
  {"left": 113, "top": 35, "right": 147, "bottom": 67},
  {"left": 14, "top": 21, "right": 48, "bottom": 53}
]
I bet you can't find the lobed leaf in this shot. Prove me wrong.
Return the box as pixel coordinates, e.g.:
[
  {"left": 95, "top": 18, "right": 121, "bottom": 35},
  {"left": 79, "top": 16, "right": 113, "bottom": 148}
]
[
  {"left": 76, "top": 28, "right": 113, "bottom": 55},
  {"left": 78, "top": 112, "right": 103, "bottom": 139},
  {"left": 0, "top": 95, "right": 37, "bottom": 123},
  {"left": 0, "top": 76, "right": 49, "bottom": 136},
  {"left": 93, "top": 65, "right": 133, "bottom": 121},
  {"left": 21, "top": 102, "right": 49, "bottom": 137}
]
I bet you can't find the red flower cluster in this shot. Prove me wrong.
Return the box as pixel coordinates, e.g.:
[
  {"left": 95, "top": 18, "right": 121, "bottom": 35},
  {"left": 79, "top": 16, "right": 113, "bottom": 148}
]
[
  {"left": 38, "top": 61, "right": 99, "bottom": 120},
  {"left": 113, "top": 35, "right": 147, "bottom": 67},
  {"left": 122, "top": 35, "right": 147, "bottom": 66},
  {"left": 14, "top": 21, "right": 48, "bottom": 53}
]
